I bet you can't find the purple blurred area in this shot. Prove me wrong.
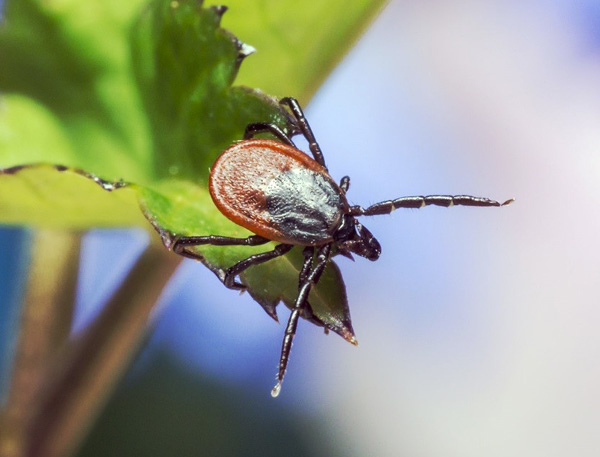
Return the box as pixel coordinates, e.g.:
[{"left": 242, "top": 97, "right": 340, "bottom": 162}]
[{"left": 5, "top": 0, "right": 600, "bottom": 455}]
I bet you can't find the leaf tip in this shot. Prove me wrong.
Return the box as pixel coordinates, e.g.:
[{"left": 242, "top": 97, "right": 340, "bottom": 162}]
[
  {"left": 261, "top": 301, "right": 279, "bottom": 323},
  {"left": 209, "top": 4, "right": 256, "bottom": 60},
  {"left": 344, "top": 330, "right": 358, "bottom": 346},
  {"left": 210, "top": 5, "right": 228, "bottom": 21},
  {"left": 238, "top": 42, "right": 257, "bottom": 60}
]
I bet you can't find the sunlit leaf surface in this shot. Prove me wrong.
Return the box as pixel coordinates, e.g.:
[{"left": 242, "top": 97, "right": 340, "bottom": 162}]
[{"left": 0, "top": 0, "right": 369, "bottom": 335}]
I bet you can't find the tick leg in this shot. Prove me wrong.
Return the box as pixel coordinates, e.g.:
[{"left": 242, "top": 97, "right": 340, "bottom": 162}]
[
  {"left": 271, "top": 244, "right": 331, "bottom": 397},
  {"left": 295, "top": 247, "right": 316, "bottom": 321},
  {"left": 279, "top": 97, "right": 327, "bottom": 169},
  {"left": 224, "top": 244, "right": 293, "bottom": 289},
  {"left": 339, "top": 176, "right": 350, "bottom": 194},
  {"left": 173, "top": 235, "right": 272, "bottom": 289},
  {"left": 244, "top": 123, "right": 296, "bottom": 147},
  {"left": 298, "top": 246, "right": 314, "bottom": 286},
  {"left": 173, "top": 234, "right": 270, "bottom": 249},
  {"left": 351, "top": 195, "right": 514, "bottom": 216}
]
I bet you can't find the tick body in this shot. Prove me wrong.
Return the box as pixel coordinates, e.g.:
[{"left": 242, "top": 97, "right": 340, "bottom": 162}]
[
  {"left": 210, "top": 139, "right": 348, "bottom": 246},
  {"left": 173, "top": 97, "right": 513, "bottom": 397}
]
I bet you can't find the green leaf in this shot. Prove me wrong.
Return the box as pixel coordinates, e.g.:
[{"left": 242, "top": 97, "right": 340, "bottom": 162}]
[
  {"left": 0, "top": 0, "right": 293, "bottom": 227},
  {"left": 131, "top": 1, "right": 294, "bottom": 183},
  {"left": 0, "top": 165, "right": 144, "bottom": 229},
  {"left": 215, "top": 0, "right": 388, "bottom": 103},
  {"left": 0, "top": 0, "right": 154, "bottom": 181},
  {"left": 0, "top": 0, "right": 368, "bottom": 337}
]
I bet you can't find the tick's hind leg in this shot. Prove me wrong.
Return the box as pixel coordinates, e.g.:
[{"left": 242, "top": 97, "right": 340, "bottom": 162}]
[{"left": 272, "top": 244, "right": 331, "bottom": 397}]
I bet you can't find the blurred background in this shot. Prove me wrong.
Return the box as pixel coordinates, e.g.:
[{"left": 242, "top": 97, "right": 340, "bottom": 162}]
[{"left": 3, "top": 0, "right": 600, "bottom": 456}]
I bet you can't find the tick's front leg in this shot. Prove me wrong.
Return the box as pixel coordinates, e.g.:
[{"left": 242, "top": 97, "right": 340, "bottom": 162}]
[{"left": 272, "top": 244, "right": 331, "bottom": 397}]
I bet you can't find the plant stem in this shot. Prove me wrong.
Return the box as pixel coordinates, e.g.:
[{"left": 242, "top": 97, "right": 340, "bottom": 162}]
[{"left": 26, "top": 241, "right": 181, "bottom": 457}]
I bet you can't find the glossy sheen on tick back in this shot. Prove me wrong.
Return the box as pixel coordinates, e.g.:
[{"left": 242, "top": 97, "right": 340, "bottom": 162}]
[{"left": 209, "top": 139, "right": 348, "bottom": 245}]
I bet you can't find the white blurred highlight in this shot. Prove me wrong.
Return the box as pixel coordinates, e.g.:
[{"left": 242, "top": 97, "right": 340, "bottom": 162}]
[{"left": 300, "top": 1, "right": 600, "bottom": 456}]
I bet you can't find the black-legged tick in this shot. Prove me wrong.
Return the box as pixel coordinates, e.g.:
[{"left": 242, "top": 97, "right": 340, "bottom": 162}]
[{"left": 173, "top": 97, "right": 513, "bottom": 397}]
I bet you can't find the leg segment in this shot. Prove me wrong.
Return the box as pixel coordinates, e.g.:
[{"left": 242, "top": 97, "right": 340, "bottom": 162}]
[
  {"left": 244, "top": 122, "right": 296, "bottom": 147},
  {"left": 173, "top": 234, "right": 270, "bottom": 250},
  {"left": 298, "top": 246, "right": 315, "bottom": 286},
  {"left": 172, "top": 234, "right": 272, "bottom": 290},
  {"left": 279, "top": 97, "right": 327, "bottom": 169},
  {"left": 339, "top": 176, "right": 350, "bottom": 193},
  {"left": 224, "top": 244, "right": 293, "bottom": 289},
  {"left": 271, "top": 244, "right": 332, "bottom": 397},
  {"left": 352, "top": 195, "right": 514, "bottom": 216}
]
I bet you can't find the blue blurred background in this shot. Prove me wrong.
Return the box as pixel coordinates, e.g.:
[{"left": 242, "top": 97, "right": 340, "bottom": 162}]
[{"left": 3, "top": 0, "right": 600, "bottom": 456}]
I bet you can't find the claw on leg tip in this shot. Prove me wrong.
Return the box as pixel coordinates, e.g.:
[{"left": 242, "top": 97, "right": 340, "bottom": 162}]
[{"left": 271, "top": 381, "right": 282, "bottom": 398}]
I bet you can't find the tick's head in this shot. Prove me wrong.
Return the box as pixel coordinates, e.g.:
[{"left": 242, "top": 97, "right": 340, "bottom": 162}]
[{"left": 334, "top": 215, "right": 381, "bottom": 261}]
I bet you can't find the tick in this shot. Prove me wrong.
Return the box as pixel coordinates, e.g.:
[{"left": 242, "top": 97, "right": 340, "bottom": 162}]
[{"left": 173, "top": 97, "right": 513, "bottom": 397}]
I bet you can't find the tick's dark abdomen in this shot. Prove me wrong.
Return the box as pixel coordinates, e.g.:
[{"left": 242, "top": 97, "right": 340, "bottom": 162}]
[
  {"left": 209, "top": 139, "right": 347, "bottom": 245},
  {"left": 265, "top": 167, "right": 344, "bottom": 244}
]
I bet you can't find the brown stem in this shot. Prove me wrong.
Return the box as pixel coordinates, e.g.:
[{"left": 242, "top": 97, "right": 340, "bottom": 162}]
[{"left": 25, "top": 241, "right": 181, "bottom": 457}]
